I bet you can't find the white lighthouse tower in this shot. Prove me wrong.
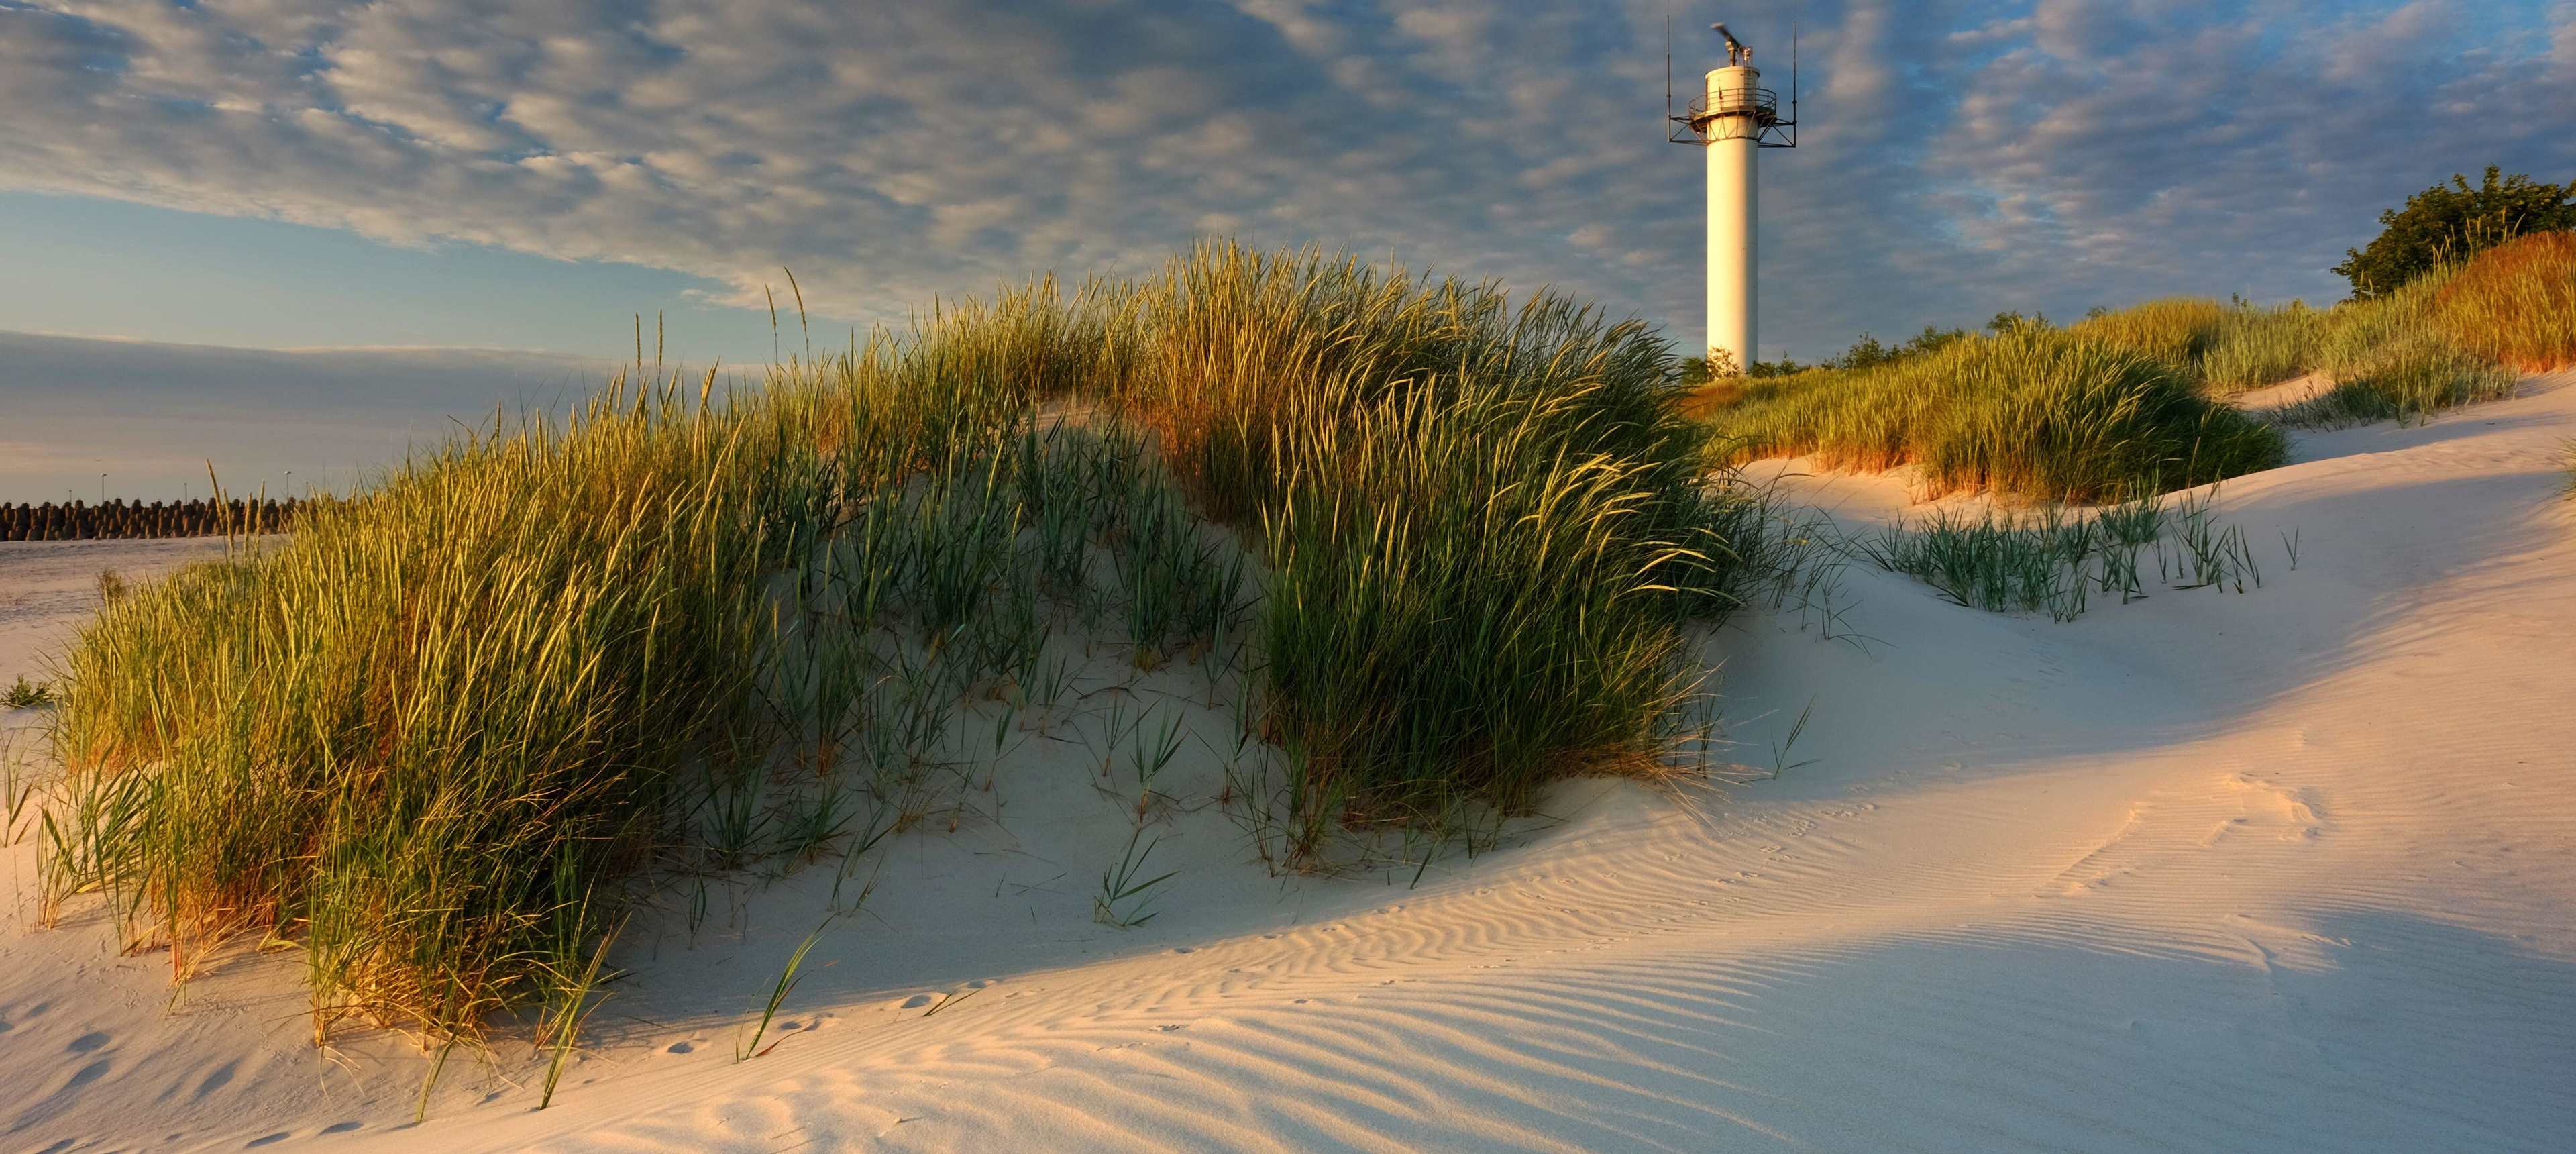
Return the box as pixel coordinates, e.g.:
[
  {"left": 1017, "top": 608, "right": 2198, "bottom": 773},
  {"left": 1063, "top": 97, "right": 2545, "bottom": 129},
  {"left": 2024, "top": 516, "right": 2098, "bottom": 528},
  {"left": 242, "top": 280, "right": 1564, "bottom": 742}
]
[{"left": 1671, "top": 21, "right": 1796, "bottom": 375}]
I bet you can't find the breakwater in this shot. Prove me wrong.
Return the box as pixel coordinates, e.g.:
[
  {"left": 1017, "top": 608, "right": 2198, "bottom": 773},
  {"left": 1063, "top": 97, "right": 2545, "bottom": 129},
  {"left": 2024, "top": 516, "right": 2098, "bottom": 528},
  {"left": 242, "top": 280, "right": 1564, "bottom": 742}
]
[{"left": 0, "top": 499, "right": 305, "bottom": 541}]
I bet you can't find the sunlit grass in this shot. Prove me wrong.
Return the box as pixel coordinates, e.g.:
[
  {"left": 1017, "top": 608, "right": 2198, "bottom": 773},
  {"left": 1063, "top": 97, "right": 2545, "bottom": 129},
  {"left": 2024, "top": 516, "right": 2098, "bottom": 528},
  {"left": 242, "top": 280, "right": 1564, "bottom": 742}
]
[
  {"left": 46, "top": 375, "right": 860, "bottom": 1039},
  {"left": 2198, "top": 303, "right": 2324, "bottom": 393},
  {"left": 2068, "top": 297, "right": 2228, "bottom": 371},
  {"left": 2431, "top": 231, "right": 2576, "bottom": 373},
  {"left": 1707, "top": 327, "right": 2286, "bottom": 501},
  {"left": 36, "top": 242, "right": 1774, "bottom": 1045},
  {"left": 1705, "top": 235, "right": 2570, "bottom": 482}
]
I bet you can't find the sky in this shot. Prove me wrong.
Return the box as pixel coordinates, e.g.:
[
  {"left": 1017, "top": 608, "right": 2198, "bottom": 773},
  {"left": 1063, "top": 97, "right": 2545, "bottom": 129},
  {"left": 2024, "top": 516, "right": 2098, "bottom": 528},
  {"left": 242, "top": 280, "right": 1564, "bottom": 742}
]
[{"left": 3, "top": 0, "right": 2573, "bottom": 500}]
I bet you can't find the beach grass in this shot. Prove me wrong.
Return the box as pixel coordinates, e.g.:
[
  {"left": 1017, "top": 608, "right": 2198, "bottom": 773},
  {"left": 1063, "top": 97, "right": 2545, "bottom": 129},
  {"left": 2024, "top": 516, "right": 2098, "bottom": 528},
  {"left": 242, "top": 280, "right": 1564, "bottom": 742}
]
[
  {"left": 2430, "top": 231, "right": 2576, "bottom": 373},
  {"left": 1116, "top": 247, "right": 1756, "bottom": 829},
  {"left": 1705, "top": 327, "right": 2286, "bottom": 501},
  {"left": 2045, "top": 288, "right": 2516, "bottom": 418},
  {"left": 2067, "top": 298, "right": 2229, "bottom": 372},
  {"left": 46, "top": 374, "right": 851, "bottom": 1037},
  {"left": 2284, "top": 329, "right": 2519, "bottom": 427},
  {"left": 36, "top": 242, "right": 1770, "bottom": 1043},
  {"left": 2198, "top": 303, "right": 2325, "bottom": 394},
  {"left": 1702, "top": 234, "right": 2571, "bottom": 486},
  {"left": 1866, "top": 489, "right": 2268, "bottom": 621}
]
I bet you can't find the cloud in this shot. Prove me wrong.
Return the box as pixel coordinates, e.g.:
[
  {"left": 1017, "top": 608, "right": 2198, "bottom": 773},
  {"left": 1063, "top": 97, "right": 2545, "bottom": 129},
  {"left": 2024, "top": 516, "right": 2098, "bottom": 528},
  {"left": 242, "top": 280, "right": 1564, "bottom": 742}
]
[{"left": 0, "top": 0, "right": 2570, "bottom": 364}]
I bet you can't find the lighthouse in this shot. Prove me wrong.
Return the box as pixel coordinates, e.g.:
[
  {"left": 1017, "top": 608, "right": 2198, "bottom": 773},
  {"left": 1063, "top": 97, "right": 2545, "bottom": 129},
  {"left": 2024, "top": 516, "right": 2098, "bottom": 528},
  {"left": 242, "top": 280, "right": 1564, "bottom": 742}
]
[{"left": 1671, "top": 21, "right": 1796, "bottom": 376}]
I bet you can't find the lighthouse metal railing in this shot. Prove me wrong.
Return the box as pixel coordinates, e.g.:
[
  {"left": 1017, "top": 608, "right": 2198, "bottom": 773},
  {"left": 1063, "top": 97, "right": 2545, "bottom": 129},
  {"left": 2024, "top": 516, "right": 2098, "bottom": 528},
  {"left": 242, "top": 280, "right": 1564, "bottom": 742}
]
[{"left": 1671, "top": 87, "right": 1795, "bottom": 147}]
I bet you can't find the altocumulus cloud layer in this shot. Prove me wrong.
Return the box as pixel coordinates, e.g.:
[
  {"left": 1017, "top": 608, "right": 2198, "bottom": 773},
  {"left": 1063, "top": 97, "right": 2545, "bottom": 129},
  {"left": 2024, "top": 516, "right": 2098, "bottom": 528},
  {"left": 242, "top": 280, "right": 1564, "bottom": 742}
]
[{"left": 3, "top": 0, "right": 2573, "bottom": 360}]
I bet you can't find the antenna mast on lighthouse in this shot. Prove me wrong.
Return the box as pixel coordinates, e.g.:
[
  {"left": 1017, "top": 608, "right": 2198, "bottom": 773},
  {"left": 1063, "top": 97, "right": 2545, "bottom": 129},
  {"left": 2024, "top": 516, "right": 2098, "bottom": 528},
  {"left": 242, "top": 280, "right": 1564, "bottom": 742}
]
[{"left": 1668, "top": 15, "right": 1797, "bottom": 376}]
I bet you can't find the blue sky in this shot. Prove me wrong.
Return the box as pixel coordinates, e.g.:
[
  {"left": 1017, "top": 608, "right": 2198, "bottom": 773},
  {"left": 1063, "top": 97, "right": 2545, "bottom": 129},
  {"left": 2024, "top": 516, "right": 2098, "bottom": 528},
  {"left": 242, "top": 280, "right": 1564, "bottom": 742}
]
[{"left": 3, "top": 0, "right": 2573, "bottom": 499}]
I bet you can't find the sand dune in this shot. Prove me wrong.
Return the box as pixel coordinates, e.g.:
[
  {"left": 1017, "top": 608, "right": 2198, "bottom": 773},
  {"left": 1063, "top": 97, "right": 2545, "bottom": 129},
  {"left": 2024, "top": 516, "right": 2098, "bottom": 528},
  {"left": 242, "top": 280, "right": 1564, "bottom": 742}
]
[{"left": 5, "top": 375, "right": 2571, "bottom": 1153}]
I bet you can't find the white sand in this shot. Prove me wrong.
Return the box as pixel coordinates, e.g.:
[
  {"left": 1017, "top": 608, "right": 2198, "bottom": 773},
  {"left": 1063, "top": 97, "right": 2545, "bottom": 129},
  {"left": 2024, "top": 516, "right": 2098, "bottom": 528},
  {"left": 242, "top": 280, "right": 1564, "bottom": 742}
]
[{"left": 5, "top": 375, "right": 2573, "bottom": 1153}]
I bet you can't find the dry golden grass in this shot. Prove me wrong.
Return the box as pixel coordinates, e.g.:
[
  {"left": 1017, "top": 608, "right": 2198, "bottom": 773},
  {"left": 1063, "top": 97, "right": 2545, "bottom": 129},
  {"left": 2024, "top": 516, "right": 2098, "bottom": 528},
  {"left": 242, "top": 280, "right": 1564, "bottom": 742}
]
[
  {"left": 2432, "top": 231, "right": 2576, "bottom": 372},
  {"left": 1676, "top": 379, "right": 1746, "bottom": 420}
]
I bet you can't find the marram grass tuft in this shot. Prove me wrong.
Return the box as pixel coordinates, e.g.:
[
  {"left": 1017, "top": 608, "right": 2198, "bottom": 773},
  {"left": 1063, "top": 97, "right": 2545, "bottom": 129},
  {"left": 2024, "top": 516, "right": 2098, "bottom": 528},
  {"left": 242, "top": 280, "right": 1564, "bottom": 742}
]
[
  {"left": 2431, "top": 230, "right": 2576, "bottom": 374},
  {"left": 1706, "top": 327, "right": 2286, "bottom": 501},
  {"left": 39, "top": 242, "right": 1772, "bottom": 1043}
]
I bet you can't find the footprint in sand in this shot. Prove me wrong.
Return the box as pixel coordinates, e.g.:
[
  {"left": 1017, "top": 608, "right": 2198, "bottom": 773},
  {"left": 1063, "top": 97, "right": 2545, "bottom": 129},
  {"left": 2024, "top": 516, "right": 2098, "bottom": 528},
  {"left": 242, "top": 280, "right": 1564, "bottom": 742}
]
[
  {"left": 66, "top": 1031, "right": 109, "bottom": 1053},
  {"left": 321, "top": 1121, "right": 362, "bottom": 1134},
  {"left": 245, "top": 1132, "right": 290, "bottom": 1147}
]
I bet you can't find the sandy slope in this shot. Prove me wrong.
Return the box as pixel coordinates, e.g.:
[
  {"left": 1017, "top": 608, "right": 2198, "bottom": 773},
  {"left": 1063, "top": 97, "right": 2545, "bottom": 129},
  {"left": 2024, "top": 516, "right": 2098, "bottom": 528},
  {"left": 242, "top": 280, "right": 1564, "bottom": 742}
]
[{"left": 5, "top": 376, "right": 2572, "bottom": 1153}]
